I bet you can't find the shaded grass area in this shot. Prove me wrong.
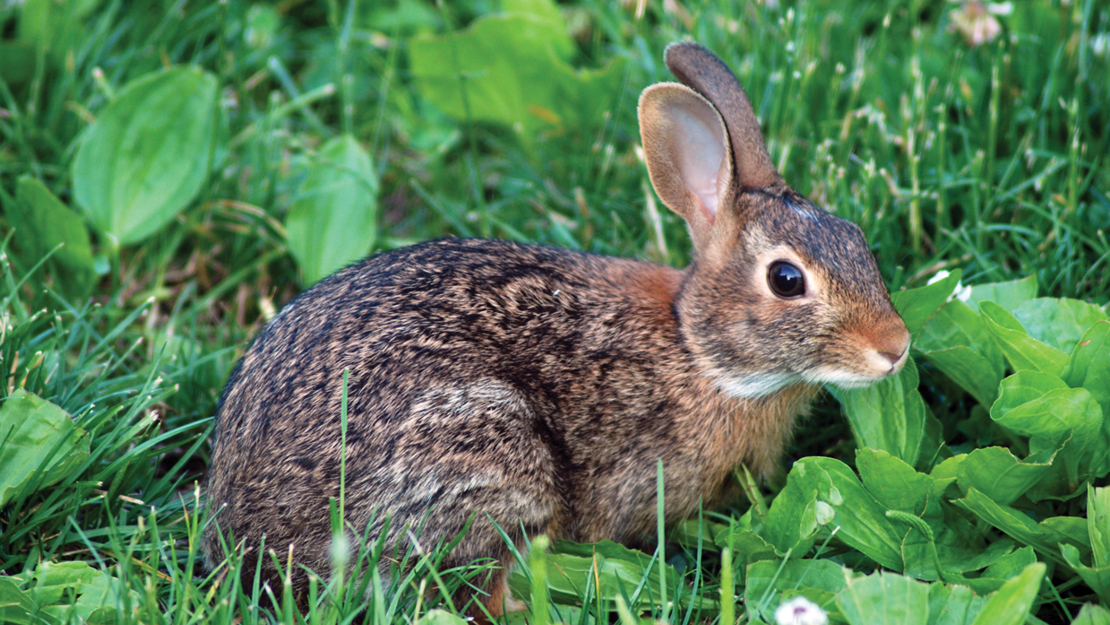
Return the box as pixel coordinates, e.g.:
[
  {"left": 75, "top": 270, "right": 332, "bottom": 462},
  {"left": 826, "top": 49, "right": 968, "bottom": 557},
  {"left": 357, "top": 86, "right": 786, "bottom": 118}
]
[{"left": 0, "top": 0, "right": 1108, "bottom": 623}]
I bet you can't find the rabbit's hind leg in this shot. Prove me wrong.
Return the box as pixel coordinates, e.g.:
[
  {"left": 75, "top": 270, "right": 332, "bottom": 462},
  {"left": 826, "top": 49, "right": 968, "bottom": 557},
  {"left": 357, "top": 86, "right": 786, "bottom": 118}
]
[{"left": 393, "top": 379, "right": 560, "bottom": 618}]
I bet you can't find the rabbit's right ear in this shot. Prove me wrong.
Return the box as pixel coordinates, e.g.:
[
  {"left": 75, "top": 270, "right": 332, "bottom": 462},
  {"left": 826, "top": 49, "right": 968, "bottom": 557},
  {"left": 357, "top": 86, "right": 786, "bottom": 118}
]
[{"left": 638, "top": 83, "right": 734, "bottom": 252}]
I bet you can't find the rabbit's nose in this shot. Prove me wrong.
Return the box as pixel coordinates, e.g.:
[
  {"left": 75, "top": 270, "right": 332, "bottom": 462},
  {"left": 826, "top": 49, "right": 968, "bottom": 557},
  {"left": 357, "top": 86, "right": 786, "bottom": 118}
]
[
  {"left": 877, "top": 328, "right": 911, "bottom": 367},
  {"left": 879, "top": 348, "right": 905, "bottom": 365}
]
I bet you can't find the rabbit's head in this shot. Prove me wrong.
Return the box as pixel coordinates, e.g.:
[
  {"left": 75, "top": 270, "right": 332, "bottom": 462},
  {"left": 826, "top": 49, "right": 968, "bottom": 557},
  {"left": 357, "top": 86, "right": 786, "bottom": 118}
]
[{"left": 639, "top": 42, "right": 910, "bottom": 398}]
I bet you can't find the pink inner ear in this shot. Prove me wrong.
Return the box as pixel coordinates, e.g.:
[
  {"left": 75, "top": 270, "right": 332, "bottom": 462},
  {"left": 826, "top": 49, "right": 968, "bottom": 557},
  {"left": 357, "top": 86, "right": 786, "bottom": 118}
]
[{"left": 671, "top": 103, "right": 727, "bottom": 219}]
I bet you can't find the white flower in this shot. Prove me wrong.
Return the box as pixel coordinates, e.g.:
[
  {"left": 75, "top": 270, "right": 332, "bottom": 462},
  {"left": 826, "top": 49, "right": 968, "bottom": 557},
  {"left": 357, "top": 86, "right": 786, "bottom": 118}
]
[
  {"left": 953, "top": 282, "right": 973, "bottom": 302},
  {"left": 928, "top": 269, "right": 973, "bottom": 303},
  {"left": 774, "top": 596, "right": 828, "bottom": 625},
  {"left": 926, "top": 270, "right": 950, "bottom": 285}
]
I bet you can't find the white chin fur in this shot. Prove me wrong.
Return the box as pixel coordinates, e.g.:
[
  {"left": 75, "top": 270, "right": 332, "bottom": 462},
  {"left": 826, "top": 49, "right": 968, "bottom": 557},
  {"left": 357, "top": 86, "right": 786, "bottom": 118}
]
[
  {"left": 711, "top": 367, "right": 891, "bottom": 399},
  {"left": 801, "top": 367, "right": 887, "bottom": 389},
  {"left": 712, "top": 371, "right": 801, "bottom": 399}
]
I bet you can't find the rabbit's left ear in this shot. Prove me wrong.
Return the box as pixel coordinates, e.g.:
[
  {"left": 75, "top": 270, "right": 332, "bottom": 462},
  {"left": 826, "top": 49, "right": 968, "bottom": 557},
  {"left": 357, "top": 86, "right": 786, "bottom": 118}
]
[
  {"left": 638, "top": 82, "right": 734, "bottom": 252},
  {"left": 664, "top": 41, "right": 783, "bottom": 191}
]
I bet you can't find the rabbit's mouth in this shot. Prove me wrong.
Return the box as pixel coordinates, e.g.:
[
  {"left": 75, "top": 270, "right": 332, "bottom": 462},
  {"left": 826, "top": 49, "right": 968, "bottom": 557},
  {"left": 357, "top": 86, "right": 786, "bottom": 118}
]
[{"left": 801, "top": 344, "right": 909, "bottom": 389}]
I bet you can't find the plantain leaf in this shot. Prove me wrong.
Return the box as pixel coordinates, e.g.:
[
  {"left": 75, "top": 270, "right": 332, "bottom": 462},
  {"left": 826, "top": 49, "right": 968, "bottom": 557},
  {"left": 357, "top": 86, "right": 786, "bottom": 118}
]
[
  {"left": 954, "top": 488, "right": 1088, "bottom": 565},
  {"left": 955, "top": 446, "right": 1058, "bottom": 506},
  {"left": 407, "top": 0, "right": 625, "bottom": 146},
  {"left": 917, "top": 299, "right": 1005, "bottom": 406},
  {"left": 836, "top": 570, "right": 931, "bottom": 625},
  {"left": 284, "top": 134, "right": 379, "bottom": 285},
  {"left": 967, "top": 562, "right": 1045, "bottom": 625},
  {"left": 964, "top": 275, "right": 1038, "bottom": 313},
  {"left": 831, "top": 360, "right": 926, "bottom": 467},
  {"left": 764, "top": 457, "right": 905, "bottom": 571},
  {"left": 8, "top": 176, "right": 96, "bottom": 298},
  {"left": 415, "top": 610, "right": 468, "bottom": 625},
  {"left": 0, "top": 389, "right": 90, "bottom": 508},
  {"left": 926, "top": 582, "right": 988, "bottom": 625},
  {"left": 0, "top": 560, "right": 140, "bottom": 625},
  {"left": 1064, "top": 320, "right": 1110, "bottom": 415},
  {"left": 72, "top": 66, "right": 218, "bottom": 246},
  {"left": 1073, "top": 603, "right": 1110, "bottom": 625},
  {"left": 1011, "top": 298, "right": 1108, "bottom": 354},
  {"left": 891, "top": 270, "right": 960, "bottom": 338},
  {"left": 744, "top": 559, "right": 850, "bottom": 623},
  {"left": 979, "top": 301, "right": 1068, "bottom": 375},
  {"left": 990, "top": 371, "right": 1107, "bottom": 493}
]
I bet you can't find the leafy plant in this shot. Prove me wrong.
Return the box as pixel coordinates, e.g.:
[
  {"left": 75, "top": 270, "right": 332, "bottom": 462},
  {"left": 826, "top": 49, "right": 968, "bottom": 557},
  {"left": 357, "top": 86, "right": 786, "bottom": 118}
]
[
  {"left": 72, "top": 67, "right": 220, "bottom": 248},
  {"left": 285, "top": 134, "right": 379, "bottom": 284}
]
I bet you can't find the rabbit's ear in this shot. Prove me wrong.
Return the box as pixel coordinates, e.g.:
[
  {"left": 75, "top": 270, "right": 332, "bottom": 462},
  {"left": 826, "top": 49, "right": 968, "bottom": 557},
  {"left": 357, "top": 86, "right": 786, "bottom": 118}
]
[
  {"left": 638, "top": 82, "right": 734, "bottom": 249},
  {"left": 663, "top": 41, "right": 782, "bottom": 190}
]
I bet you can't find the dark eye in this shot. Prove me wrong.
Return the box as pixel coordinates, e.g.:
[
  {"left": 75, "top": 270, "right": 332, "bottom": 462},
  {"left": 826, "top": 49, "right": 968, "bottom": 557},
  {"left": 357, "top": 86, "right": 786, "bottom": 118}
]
[{"left": 768, "top": 261, "right": 805, "bottom": 298}]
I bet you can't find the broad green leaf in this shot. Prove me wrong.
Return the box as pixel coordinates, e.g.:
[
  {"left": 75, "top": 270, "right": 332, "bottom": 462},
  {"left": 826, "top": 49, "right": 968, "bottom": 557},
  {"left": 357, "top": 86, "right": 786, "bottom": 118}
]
[
  {"left": 0, "top": 561, "right": 139, "bottom": 625},
  {"left": 892, "top": 269, "right": 961, "bottom": 337},
  {"left": 965, "top": 275, "right": 1038, "bottom": 313},
  {"left": 670, "top": 517, "right": 728, "bottom": 551},
  {"left": 981, "top": 546, "right": 1037, "bottom": 581},
  {"left": 990, "top": 371, "right": 1106, "bottom": 491},
  {"left": 930, "top": 455, "right": 965, "bottom": 497},
  {"left": 765, "top": 457, "right": 904, "bottom": 570},
  {"left": 0, "top": 389, "right": 90, "bottom": 507},
  {"left": 926, "top": 582, "right": 988, "bottom": 625},
  {"left": 856, "top": 448, "right": 941, "bottom": 513},
  {"left": 408, "top": 3, "right": 626, "bottom": 144},
  {"left": 936, "top": 539, "right": 1016, "bottom": 577},
  {"left": 34, "top": 561, "right": 138, "bottom": 624},
  {"left": 968, "top": 562, "right": 1045, "bottom": 625},
  {"left": 1042, "top": 515, "right": 1091, "bottom": 551},
  {"left": 917, "top": 300, "right": 1004, "bottom": 405},
  {"left": 990, "top": 370, "right": 1070, "bottom": 421},
  {"left": 72, "top": 67, "right": 218, "bottom": 246},
  {"left": 713, "top": 529, "right": 776, "bottom": 582},
  {"left": 1064, "top": 320, "right": 1110, "bottom": 415},
  {"left": 501, "top": 606, "right": 593, "bottom": 625},
  {"left": 285, "top": 134, "right": 379, "bottom": 285},
  {"left": 1012, "top": 298, "right": 1108, "bottom": 354},
  {"left": 509, "top": 540, "right": 711, "bottom": 611},
  {"left": 1090, "top": 486, "right": 1110, "bottom": 569},
  {"left": 954, "top": 488, "right": 1087, "bottom": 564},
  {"left": 0, "top": 577, "right": 36, "bottom": 625},
  {"left": 979, "top": 301, "right": 1068, "bottom": 375},
  {"left": 1061, "top": 544, "right": 1110, "bottom": 605},
  {"left": 415, "top": 609, "right": 468, "bottom": 625},
  {"left": 921, "top": 347, "right": 1002, "bottom": 408},
  {"left": 501, "top": 0, "right": 574, "bottom": 59},
  {"left": 19, "top": 0, "right": 98, "bottom": 66},
  {"left": 744, "top": 559, "right": 849, "bottom": 623},
  {"left": 1073, "top": 604, "right": 1110, "bottom": 625},
  {"left": 832, "top": 361, "right": 925, "bottom": 467},
  {"left": 9, "top": 176, "right": 95, "bottom": 297},
  {"left": 955, "top": 446, "right": 1057, "bottom": 506},
  {"left": 954, "top": 544, "right": 1035, "bottom": 595},
  {"left": 761, "top": 477, "right": 820, "bottom": 558},
  {"left": 836, "top": 571, "right": 930, "bottom": 625}
]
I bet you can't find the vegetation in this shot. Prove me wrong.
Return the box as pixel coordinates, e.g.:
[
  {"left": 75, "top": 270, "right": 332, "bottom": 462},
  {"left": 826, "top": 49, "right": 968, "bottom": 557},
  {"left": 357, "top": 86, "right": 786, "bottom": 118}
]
[{"left": 0, "top": 0, "right": 1107, "bottom": 623}]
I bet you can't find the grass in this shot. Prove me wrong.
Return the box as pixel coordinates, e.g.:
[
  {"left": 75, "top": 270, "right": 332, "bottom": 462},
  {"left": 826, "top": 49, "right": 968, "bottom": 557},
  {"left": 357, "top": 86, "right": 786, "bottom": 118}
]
[{"left": 0, "top": 0, "right": 1108, "bottom": 623}]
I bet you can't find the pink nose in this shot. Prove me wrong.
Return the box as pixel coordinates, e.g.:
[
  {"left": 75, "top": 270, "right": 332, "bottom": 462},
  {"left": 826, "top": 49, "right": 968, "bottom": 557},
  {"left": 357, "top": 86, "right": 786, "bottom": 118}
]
[{"left": 879, "top": 349, "right": 904, "bottom": 365}]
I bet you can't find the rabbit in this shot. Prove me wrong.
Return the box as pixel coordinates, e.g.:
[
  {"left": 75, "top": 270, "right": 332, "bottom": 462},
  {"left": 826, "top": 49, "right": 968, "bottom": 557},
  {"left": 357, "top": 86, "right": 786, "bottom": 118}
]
[{"left": 202, "top": 41, "right": 910, "bottom": 618}]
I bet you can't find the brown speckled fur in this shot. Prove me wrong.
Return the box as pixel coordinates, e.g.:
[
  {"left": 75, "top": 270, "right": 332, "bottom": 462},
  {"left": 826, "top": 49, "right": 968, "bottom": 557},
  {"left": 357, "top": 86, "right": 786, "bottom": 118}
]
[{"left": 203, "top": 42, "right": 909, "bottom": 617}]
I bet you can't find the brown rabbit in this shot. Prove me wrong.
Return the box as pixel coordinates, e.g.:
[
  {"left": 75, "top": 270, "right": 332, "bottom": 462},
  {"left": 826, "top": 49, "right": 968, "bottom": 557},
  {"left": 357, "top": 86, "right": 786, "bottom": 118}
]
[{"left": 203, "top": 41, "right": 910, "bottom": 617}]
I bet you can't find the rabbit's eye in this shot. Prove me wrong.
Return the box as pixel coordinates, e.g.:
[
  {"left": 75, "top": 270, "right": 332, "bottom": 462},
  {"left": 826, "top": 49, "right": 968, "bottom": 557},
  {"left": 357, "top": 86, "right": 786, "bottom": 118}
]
[{"left": 768, "top": 261, "right": 805, "bottom": 298}]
